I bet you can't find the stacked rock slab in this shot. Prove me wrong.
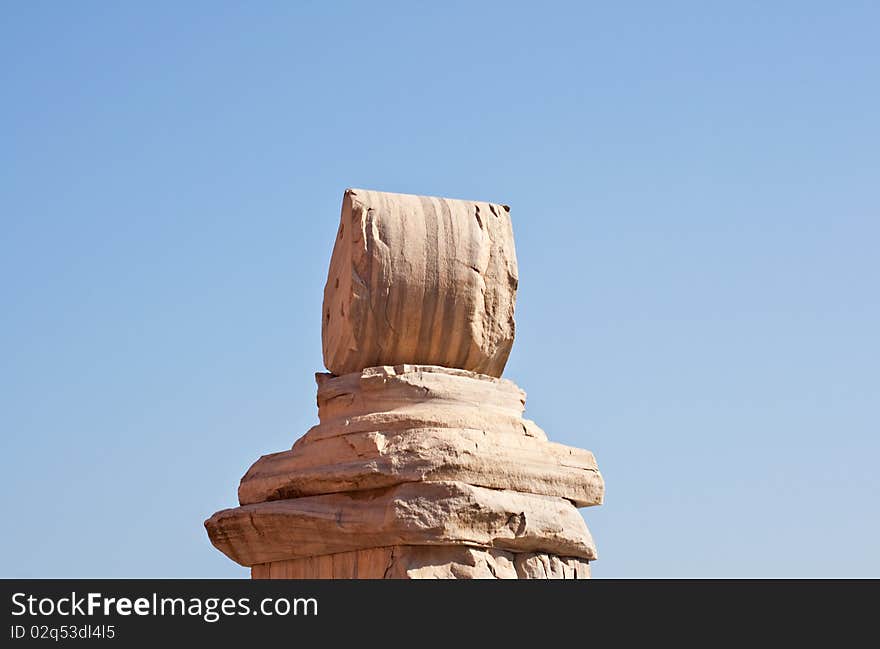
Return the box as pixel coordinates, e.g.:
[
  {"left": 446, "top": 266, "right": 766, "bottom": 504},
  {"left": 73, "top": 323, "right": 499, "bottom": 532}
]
[{"left": 205, "top": 188, "right": 604, "bottom": 579}]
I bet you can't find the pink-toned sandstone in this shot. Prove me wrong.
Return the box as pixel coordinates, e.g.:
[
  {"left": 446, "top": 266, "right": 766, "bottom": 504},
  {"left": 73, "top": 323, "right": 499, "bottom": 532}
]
[{"left": 205, "top": 189, "right": 603, "bottom": 579}]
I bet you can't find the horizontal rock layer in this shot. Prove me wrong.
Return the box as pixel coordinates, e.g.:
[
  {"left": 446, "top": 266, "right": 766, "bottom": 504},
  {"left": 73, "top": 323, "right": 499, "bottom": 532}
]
[
  {"left": 206, "top": 481, "right": 596, "bottom": 567},
  {"left": 305, "top": 364, "right": 546, "bottom": 443},
  {"left": 240, "top": 427, "right": 602, "bottom": 507},
  {"left": 322, "top": 188, "right": 518, "bottom": 377},
  {"left": 252, "top": 546, "right": 590, "bottom": 579},
  {"left": 237, "top": 366, "right": 604, "bottom": 507},
  {"left": 205, "top": 365, "right": 603, "bottom": 579},
  {"left": 315, "top": 364, "right": 527, "bottom": 425}
]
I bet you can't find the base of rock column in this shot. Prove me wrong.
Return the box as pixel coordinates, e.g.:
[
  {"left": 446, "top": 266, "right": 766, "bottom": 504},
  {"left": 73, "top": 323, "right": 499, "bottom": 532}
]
[
  {"left": 252, "top": 546, "right": 591, "bottom": 579},
  {"left": 205, "top": 365, "right": 604, "bottom": 579}
]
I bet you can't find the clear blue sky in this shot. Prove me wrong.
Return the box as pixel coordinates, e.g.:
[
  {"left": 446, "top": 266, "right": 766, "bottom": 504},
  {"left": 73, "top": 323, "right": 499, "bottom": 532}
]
[{"left": 2, "top": 2, "right": 877, "bottom": 578}]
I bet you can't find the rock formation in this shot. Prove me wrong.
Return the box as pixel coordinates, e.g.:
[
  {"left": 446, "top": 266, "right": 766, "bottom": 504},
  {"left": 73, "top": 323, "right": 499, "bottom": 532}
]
[
  {"left": 322, "top": 189, "right": 518, "bottom": 377},
  {"left": 205, "top": 188, "right": 603, "bottom": 579}
]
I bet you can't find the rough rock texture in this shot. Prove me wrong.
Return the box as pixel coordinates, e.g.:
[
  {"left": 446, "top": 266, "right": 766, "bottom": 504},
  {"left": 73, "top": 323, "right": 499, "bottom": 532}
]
[
  {"left": 205, "top": 363, "right": 604, "bottom": 579},
  {"left": 306, "top": 364, "right": 546, "bottom": 442},
  {"left": 322, "top": 189, "right": 518, "bottom": 378},
  {"left": 205, "top": 189, "right": 604, "bottom": 579},
  {"left": 239, "top": 427, "right": 603, "bottom": 507},
  {"left": 251, "top": 546, "right": 590, "bottom": 579},
  {"left": 238, "top": 366, "right": 604, "bottom": 507},
  {"left": 206, "top": 480, "right": 596, "bottom": 567}
]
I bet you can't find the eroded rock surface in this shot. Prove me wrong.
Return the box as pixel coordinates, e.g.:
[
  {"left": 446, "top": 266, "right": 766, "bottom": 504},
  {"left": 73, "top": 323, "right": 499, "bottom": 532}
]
[
  {"left": 322, "top": 189, "right": 518, "bottom": 378},
  {"left": 206, "top": 480, "right": 596, "bottom": 567},
  {"left": 238, "top": 366, "right": 603, "bottom": 507},
  {"left": 251, "top": 546, "right": 590, "bottom": 579},
  {"left": 205, "top": 189, "right": 603, "bottom": 579}
]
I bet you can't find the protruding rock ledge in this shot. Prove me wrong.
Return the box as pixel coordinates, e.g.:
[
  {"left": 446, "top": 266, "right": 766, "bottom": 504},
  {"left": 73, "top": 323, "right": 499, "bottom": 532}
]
[
  {"left": 234, "top": 365, "right": 604, "bottom": 507},
  {"left": 239, "top": 427, "right": 604, "bottom": 507},
  {"left": 206, "top": 481, "right": 596, "bottom": 567}
]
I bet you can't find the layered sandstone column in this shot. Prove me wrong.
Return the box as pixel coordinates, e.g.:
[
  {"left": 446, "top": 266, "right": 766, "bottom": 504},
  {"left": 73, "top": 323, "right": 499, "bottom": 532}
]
[{"left": 205, "top": 189, "right": 603, "bottom": 579}]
